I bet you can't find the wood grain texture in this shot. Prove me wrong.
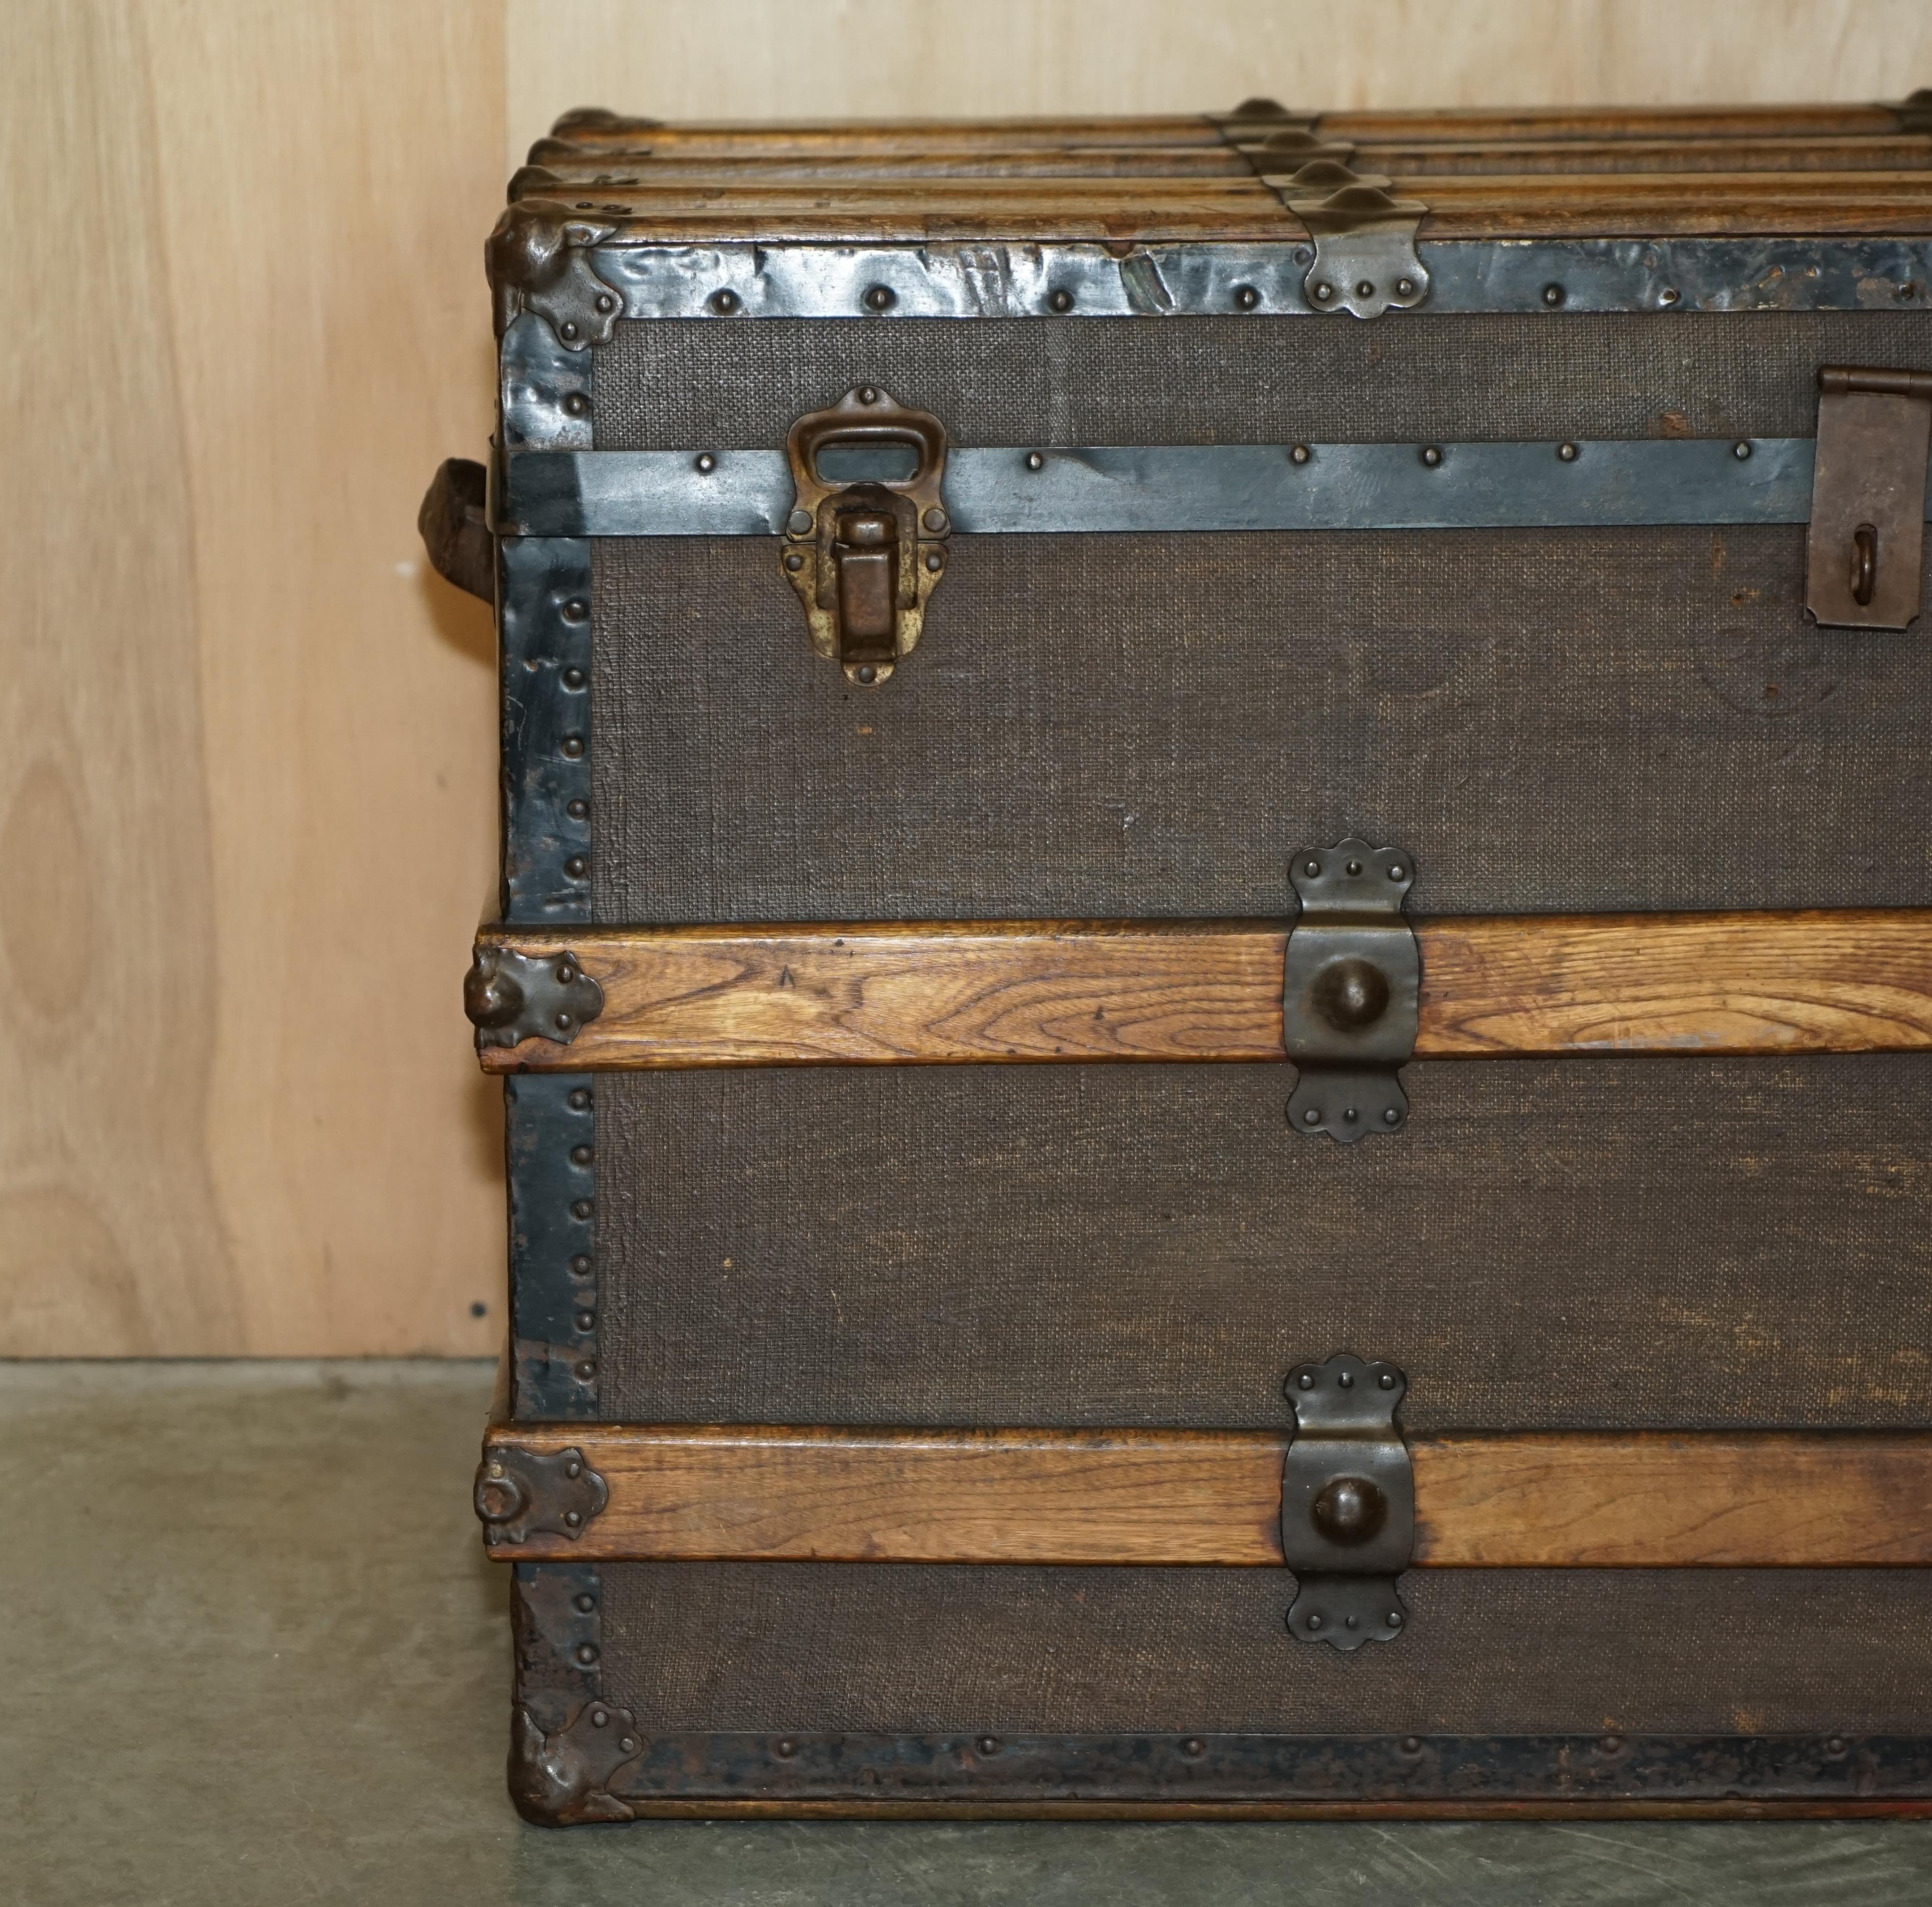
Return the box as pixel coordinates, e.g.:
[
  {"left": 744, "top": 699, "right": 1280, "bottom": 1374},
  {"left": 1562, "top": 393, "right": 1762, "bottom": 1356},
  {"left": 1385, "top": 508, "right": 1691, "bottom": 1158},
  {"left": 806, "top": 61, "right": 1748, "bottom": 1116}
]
[
  {"left": 475, "top": 911, "right": 1932, "bottom": 1070},
  {"left": 508, "top": 2, "right": 1932, "bottom": 165},
  {"left": 2, "top": 3, "right": 507, "bottom": 1354},
  {"left": 484, "top": 1423, "right": 1932, "bottom": 1567}
]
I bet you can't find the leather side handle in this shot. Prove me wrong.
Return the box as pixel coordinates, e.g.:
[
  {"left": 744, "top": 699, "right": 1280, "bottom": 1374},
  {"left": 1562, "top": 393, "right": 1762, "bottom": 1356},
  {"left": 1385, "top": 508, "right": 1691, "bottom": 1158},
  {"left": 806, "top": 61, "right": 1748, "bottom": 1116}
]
[{"left": 418, "top": 458, "right": 493, "bottom": 603}]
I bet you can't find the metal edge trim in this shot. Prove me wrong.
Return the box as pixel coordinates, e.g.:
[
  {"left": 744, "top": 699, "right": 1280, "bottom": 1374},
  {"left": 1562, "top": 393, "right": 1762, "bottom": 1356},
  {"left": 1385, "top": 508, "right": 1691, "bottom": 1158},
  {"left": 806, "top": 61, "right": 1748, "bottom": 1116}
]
[{"left": 505, "top": 1073, "right": 598, "bottom": 1419}]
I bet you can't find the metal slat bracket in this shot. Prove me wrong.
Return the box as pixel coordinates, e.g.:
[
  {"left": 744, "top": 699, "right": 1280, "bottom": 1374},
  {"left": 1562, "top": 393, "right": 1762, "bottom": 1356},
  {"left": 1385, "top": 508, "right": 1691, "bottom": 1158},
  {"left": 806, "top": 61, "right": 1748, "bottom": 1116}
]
[
  {"left": 1262, "top": 160, "right": 1429, "bottom": 318},
  {"left": 1283, "top": 838, "right": 1419, "bottom": 1141},
  {"left": 1281, "top": 1353, "right": 1413, "bottom": 1650}
]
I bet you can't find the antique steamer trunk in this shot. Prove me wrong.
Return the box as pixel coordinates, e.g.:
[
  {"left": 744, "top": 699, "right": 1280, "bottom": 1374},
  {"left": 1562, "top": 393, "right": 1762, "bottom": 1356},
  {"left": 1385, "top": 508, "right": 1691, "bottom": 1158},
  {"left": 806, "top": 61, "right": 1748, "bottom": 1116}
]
[{"left": 425, "top": 94, "right": 1932, "bottom": 1821}]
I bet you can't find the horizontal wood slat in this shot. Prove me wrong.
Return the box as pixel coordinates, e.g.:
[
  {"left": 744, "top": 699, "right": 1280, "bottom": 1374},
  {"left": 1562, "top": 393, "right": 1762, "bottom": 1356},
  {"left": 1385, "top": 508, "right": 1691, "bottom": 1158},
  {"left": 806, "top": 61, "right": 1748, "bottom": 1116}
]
[
  {"left": 475, "top": 910, "right": 1932, "bottom": 1071},
  {"left": 482, "top": 1424, "right": 1932, "bottom": 1568}
]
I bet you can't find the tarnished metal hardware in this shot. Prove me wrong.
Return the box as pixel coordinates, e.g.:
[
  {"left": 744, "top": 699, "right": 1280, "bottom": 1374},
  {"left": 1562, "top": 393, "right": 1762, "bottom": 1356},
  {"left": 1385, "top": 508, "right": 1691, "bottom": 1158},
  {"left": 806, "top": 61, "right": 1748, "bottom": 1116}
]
[
  {"left": 507, "top": 1074, "right": 600, "bottom": 1417},
  {"left": 1901, "top": 89, "right": 1932, "bottom": 136},
  {"left": 1236, "top": 126, "right": 1358, "bottom": 168},
  {"left": 1211, "top": 97, "right": 1316, "bottom": 132},
  {"left": 1281, "top": 1353, "right": 1412, "bottom": 1652},
  {"left": 1806, "top": 365, "right": 1932, "bottom": 631},
  {"left": 487, "top": 200, "right": 625, "bottom": 349},
  {"left": 782, "top": 386, "right": 951, "bottom": 685},
  {"left": 511, "top": 1699, "right": 645, "bottom": 1825},
  {"left": 476, "top": 1445, "right": 610, "bottom": 1547},
  {"left": 1283, "top": 839, "right": 1418, "bottom": 1142},
  {"left": 515, "top": 1562, "right": 603, "bottom": 1685},
  {"left": 417, "top": 458, "right": 493, "bottom": 602},
  {"left": 1266, "top": 161, "right": 1429, "bottom": 318},
  {"left": 466, "top": 946, "right": 605, "bottom": 1049}
]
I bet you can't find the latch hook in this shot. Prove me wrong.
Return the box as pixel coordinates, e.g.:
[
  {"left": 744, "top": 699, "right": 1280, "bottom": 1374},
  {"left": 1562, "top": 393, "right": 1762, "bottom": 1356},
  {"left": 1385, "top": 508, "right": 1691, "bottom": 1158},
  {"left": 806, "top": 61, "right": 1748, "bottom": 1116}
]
[{"left": 782, "top": 387, "right": 951, "bottom": 685}]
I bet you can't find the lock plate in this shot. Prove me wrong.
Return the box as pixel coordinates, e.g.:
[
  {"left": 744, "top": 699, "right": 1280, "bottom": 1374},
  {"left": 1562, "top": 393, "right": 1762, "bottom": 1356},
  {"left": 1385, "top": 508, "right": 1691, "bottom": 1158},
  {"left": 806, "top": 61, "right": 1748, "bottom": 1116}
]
[
  {"left": 782, "top": 386, "right": 950, "bottom": 684},
  {"left": 1281, "top": 1353, "right": 1413, "bottom": 1651},
  {"left": 1806, "top": 365, "right": 1932, "bottom": 631},
  {"left": 1283, "top": 838, "right": 1419, "bottom": 1141}
]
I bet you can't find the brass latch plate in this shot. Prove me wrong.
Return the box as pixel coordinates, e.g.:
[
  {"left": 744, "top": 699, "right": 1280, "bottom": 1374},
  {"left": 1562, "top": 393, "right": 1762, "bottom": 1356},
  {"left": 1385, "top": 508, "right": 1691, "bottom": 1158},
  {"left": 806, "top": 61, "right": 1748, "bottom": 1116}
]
[
  {"left": 783, "top": 386, "right": 951, "bottom": 685},
  {"left": 1806, "top": 365, "right": 1932, "bottom": 631}
]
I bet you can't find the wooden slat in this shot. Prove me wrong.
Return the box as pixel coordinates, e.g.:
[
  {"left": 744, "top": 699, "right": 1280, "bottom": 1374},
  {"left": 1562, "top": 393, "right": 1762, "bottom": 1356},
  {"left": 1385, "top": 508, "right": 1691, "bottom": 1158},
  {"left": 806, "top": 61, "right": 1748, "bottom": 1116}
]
[
  {"left": 474, "top": 911, "right": 1932, "bottom": 1072},
  {"left": 483, "top": 1423, "right": 1932, "bottom": 1567}
]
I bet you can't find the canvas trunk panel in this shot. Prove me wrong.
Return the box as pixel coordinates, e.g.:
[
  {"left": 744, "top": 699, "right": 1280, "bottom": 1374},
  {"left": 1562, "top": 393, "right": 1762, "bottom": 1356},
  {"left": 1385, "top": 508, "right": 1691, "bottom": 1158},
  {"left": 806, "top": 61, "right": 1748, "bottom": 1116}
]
[{"left": 428, "top": 94, "right": 1932, "bottom": 1823}]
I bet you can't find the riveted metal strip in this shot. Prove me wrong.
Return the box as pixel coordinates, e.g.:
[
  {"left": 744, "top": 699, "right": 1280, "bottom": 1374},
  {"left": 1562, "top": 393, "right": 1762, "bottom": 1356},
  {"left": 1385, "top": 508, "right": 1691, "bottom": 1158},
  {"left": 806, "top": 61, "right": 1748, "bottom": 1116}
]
[
  {"left": 579, "top": 238, "right": 1932, "bottom": 321},
  {"left": 497, "top": 436, "right": 1898, "bottom": 538},
  {"left": 513, "top": 1562, "right": 605, "bottom": 1737},
  {"left": 498, "top": 537, "right": 592, "bottom": 922},
  {"left": 505, "top": 1072, "right": 598, "bottom": 1418},
  {"left": 515, "top": 1728, "right": 1932, "bottom": 1818}
]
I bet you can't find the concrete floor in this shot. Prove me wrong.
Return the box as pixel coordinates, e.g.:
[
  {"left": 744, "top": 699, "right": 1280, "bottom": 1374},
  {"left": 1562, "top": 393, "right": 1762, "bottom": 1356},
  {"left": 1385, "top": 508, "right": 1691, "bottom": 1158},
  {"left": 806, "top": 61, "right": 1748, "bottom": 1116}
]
[{"left": 3, "top": 1364, "right": 1928, "bottom": 1906}]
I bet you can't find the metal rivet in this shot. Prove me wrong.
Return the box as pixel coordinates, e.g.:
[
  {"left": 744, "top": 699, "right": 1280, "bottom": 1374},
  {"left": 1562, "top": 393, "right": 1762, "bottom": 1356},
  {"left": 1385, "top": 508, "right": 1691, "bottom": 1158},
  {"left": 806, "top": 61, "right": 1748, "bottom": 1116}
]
[
  {"left": 620, "top": 1737, "right": 638, "bottom": 1754},
  {"left": 1342, "top": 1107, "right": 1359, "bottom": 1123},
  {"left": 1355, "top": 280, "right": 1374, "bottom": 298},
  {"left": 590, "top": 1708, "right": 609, "bottom": 1727},
  {"left": 1601, "top": 1735, "right": 1622, "bottom": 1753},
  {"left": 1733, "top": 440, "right": 1752, "bottom": 460},
  {"left": 856, "top": 665, "right": 877, "bottom": 685},
  {"left": 1047, "top": 288, "right": 1074, "bottom": 313},
  {"left": 784, "top": 552, "right": 804, "bottom": 571},
  {"left": 709, "top": 289, "right": 739, "bottom": 314},
  {"left": 1294, "top": 246, "right": 1313, "bottom": 266},
  {"left": 487, "top": 1461, "right": 504, "bottom": 1478},
  {"left": 564, "top": 856, "right": 587, "bottom": 879},
  {"left": 1312, "top": 281, "right": 1334, "bottom": 303},
  {"left": 857, "top": 386, "right": 880, "bottom": 405},
  {"left": 1379, "top": 1371, "right": 1396, "bottom": 1388},
  {"left": 786, "top": 510, "right": 813, "bottom": 539},
  {"left": 567, "top": 1089, "right": 591, "bottom": 1110},
  {"left": 574, "top": 1359, "right": 596, "bottom": 1379},
  {"left": 570, "top": 1253, "right": 591, "bottom": 1275},
  {"left": 977, "top": 1736, "right": 999, "bottom": 1755},
  {"left": 1827, "top": 1736, "right": 1847, "bottom": 1754},
  {"left": 925, "top": 551, "right": 943, "bottom": 572},
  {"left": 1338, "top": 1370, "right": 1354, "bottom": 1388},
  {"left": 694, "top": 453, "right": 716, "bottom": 473},
  {"left": 1558, "top": 442, "right": 1579, "bottom": 462},
  {"left": 574, "top": 1592, "right": 595, "bottom": 1613},
  {"left": 774, "top": 1738, "right": 797, "bottom": 1758},
  {"left": 1297, "top": 1372, "right": 1315, "bottom": 1390},
  {"left": 1302, "top": 857, "right": 1321, "bottom": 875},
  {"left": 562, "top": 666, "right": 586, "bottom": 688},
  {"left": 1899, "top": 282, "right": 1919, "bottom": 302},
  {"left": 558, "top": 320, "right": 580, "bottom": 341},
  {"left": 1302, "top": 1108, "right": 1321, "bottom": 1125},
  {"left": 1025, "top": 451, "right": 1045, "bottom": 471},
  {"left": 1234, "top": 284, "right": 1260, "bottom": 309},
  {"left": 1541, "top": 282, "right": 1565, "bottom": 307},
  {"left": 570, "top": 1143, "right": 592, "bottom": 1164},
  {"left": 1388, "top": 1611, "right": 1403, "bottom": 1627},
  {"left": 1395, "top": 277, "right": 1416, "bottom": 298},
  {"left": 575, "top": 1309, "right": 595, "bottom": 1331},
  {"left": 1658, "top": 286, "right": 1680, "bottom": 307},
  {"left": 554, "top": 1011, "right": 574, "bottom": 1031},
  {"left": 556, "top": 964, "right": 576, "bottom": 987},
  {"left": 1307, "top": 1614, "right": 1323, "bottom": 1631},
  {"left": 1346, "top": 859, "right": 1363, "bottom": 875},
  {"left": 561, "top": 736, "right": 584, "bottom": 758},
  {"left": 571, "top": 1199, "right": 592, "bottom": 1219},
  {"left": 1346, "top": 1615, "right": 1360, "bottom": 1629},
  {"left": 1388, "top": 863, "right": 1405, "bottom": 880},
  {"left": 563, "top": 598, "right": 589, "bottom": 622},
  {"left": 1383, "top": 1107, "right": 1402, "bottom": 1124},
  {"left": 1290, "top": 443, "right": 1311, "bottom": 465},
  {"left": 863, "top": 284, "right": 896, "bottom": 311},
  {"left": 1182, "top": 1737, "right": 1205, "bottom": 1757},
  {"left": 562, "top": 392, "right": 589, "bottom": 418},
  {"left": 1400, "top": 1736, "right": 1421, "bottom": 1753},
  {"left": 1420, "top": 445, "right": 1443, "bottom": 468},
  {"left": 594, "top": 293, "right": 616, "bottom": 315},
  {"left": 564, "top": 1510, "right": 582, "bottom": 1527},
  {"left": 922, "top": 507, "right": 947, "bottom": 533}
]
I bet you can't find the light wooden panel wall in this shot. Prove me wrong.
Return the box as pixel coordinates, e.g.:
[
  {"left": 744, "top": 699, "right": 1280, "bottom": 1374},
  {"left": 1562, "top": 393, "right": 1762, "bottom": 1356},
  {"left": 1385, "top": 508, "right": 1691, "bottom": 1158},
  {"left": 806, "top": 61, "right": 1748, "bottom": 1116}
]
[
  {"left": 2, "top": 3, "right": 506, "bottom": 1356},
  {"left": 6, "top": 2, "right": 1927, "bottom": 1355},
  {"left": 507, "top": 0, "right": 1932, "bottom": 155}
]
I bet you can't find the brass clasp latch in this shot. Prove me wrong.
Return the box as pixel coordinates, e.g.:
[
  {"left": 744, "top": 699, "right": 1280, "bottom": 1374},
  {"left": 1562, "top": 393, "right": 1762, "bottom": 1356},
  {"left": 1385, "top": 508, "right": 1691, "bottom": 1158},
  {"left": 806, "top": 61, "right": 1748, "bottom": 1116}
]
[
  {"left": 1806, "top": 365, "right": 1931, "bottom": 631},
  {"left": 782, "top": 386, "right": 951, "bottom": 685}
]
